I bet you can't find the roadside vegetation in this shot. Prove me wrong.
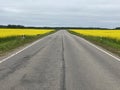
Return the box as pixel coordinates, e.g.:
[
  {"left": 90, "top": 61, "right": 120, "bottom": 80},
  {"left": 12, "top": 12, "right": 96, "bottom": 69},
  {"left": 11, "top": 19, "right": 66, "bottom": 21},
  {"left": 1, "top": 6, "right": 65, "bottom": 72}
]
[
  {"left": 0, "top": 29, "right": 55, "bottom": 55},
  {"left": 69, "top": 30, "right": 120, "bottom": 56}
]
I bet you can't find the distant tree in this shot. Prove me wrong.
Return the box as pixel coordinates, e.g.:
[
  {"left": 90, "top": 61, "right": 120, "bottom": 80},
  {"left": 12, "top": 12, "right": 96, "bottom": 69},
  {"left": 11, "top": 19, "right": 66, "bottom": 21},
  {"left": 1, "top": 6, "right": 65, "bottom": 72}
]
[
  {"left": 7, "top": 24, "right": 24, "bottom": 28},
  {"left": 115, "top": 27, "right": 120, "bottom": 29}
]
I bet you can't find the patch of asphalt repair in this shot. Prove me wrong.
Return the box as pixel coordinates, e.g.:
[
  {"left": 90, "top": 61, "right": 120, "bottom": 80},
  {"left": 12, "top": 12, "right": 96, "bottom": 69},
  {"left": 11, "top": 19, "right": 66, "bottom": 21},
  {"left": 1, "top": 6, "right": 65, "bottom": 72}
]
[{"left": 61, "top": 33, "right": 66, "bottom": 90}]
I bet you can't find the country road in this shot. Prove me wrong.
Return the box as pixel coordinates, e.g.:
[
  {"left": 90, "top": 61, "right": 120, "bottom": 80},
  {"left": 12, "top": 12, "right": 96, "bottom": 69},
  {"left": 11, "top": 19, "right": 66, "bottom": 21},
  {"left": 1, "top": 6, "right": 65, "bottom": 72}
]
[{"left": 0, "top": 30, "right": 120, "bottom": 90}]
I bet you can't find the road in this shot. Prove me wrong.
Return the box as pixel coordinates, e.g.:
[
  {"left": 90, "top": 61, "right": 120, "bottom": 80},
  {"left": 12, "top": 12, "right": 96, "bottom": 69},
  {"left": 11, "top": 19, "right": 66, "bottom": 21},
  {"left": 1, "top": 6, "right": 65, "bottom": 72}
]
[{"left": 0, "top": 30, "right": 120, "bottom": 90}]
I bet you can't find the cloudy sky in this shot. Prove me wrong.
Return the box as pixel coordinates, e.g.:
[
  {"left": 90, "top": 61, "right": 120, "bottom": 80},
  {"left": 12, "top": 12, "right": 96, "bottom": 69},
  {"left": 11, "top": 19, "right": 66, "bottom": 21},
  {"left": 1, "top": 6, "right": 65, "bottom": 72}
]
[{"left": 0, "top": 0, "right": 120, "bottom": 28}]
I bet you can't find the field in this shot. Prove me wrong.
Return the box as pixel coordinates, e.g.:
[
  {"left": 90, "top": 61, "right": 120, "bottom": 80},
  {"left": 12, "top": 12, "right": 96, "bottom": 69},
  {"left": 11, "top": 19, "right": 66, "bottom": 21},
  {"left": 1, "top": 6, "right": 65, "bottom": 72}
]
[
  {"left": 0, "top": 29, "right": 54, "bottom": 37},
  {"left": 70, "top": 29, "right": 120, "bottom": 56},
  {"left": 0, "top": 29, "right": 54, "bottom": 55},
  {"left": 71, "top": 30, "right": 120, "bottom": 40}
]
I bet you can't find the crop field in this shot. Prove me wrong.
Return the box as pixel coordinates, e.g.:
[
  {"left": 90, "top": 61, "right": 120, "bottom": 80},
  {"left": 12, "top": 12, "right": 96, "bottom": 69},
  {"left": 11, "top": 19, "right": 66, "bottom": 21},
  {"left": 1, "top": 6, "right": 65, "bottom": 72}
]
[
  {"left": 0, "top": 29, "right": 54, "bottom": 55},
  {"left": 71, "top": 30, "right": 120, "bottom": 40},
  {"left": 0, "top": 29, "right": 54, "bottom": 38},
  {"left": 70, "top": 29, "right": 120, "bottom": 56}
]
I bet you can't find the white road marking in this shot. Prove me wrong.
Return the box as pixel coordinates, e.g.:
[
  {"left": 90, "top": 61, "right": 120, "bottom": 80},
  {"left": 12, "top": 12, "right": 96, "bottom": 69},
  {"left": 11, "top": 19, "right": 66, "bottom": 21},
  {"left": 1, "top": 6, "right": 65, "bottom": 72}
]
[
  {"left": 80, "top": 37, "right": 120, "bottom": 61},
  {"left": 0, "top": 39, "right": 41, "bottom": 63}
]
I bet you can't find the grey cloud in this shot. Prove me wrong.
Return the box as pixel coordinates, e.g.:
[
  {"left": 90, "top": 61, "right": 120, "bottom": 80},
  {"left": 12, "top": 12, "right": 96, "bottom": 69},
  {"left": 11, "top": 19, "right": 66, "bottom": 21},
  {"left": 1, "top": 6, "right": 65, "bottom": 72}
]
[{"left": 0, "top": 0, "right": 120, "bottom": 28}]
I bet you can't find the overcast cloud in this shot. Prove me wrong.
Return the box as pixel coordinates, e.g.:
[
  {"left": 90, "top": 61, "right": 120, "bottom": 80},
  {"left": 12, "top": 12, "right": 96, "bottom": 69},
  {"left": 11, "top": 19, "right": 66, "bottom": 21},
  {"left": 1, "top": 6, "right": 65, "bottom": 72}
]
[{"left": 0, "top": 0, "right": 120, "bottom": 28}]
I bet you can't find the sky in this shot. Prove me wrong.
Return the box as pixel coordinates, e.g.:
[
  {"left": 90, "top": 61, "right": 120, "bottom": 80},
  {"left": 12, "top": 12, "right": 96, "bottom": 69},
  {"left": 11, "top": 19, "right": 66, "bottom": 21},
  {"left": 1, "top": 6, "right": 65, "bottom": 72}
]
[{"left": 0, "top": 0, "right": 120, "bottom": 28}]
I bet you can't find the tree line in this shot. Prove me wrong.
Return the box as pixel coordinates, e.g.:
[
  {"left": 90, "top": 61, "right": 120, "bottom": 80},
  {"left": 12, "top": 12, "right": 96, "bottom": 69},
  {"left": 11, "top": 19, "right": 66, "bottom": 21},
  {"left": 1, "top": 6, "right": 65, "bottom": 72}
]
[{"left": 0, "top": 24, "right": 119, "bottom": 30}]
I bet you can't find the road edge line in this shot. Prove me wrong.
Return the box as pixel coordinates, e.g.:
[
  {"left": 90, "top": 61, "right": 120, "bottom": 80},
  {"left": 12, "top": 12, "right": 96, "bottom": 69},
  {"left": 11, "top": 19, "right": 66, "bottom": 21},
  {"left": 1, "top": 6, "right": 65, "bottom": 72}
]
[
  {"left": 0, "top": 38, "right": 42, "bottom": 64},
  {"left": 81, "top": 37, "right": 120, "bottom": 61}
]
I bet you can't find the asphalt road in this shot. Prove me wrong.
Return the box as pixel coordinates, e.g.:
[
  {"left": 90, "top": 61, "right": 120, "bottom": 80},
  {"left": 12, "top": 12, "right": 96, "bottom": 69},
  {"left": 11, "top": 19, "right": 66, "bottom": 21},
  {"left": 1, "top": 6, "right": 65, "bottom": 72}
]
[{"left": 0, "top": 30, "right": 120, "bottom": 90}]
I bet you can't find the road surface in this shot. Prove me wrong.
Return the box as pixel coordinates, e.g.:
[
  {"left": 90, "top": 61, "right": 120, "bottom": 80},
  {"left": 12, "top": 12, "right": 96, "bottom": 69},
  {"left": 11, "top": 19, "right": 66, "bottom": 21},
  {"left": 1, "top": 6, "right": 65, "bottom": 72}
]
[{"left": 0, "top": 30, "right": 120, "bottom": 90}]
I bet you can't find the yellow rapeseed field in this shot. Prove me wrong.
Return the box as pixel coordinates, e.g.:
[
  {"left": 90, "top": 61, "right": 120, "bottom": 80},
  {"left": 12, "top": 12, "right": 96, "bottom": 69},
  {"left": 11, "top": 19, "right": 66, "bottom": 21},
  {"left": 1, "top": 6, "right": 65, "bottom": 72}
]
[
  {"left": 71, "top": 29, "right": 120, "bottom": 40},
  {"left": 0, "top": 29, "right": 54, "bottom": 38}
]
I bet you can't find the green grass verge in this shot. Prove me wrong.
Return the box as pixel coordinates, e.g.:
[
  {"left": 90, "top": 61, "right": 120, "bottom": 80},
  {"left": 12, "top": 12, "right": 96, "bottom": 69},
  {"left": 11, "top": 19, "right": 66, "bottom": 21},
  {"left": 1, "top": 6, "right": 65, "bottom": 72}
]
[
  {"left": 69, "top": 31, "right": 120, "bottom": 56},
  {"left": 0, "top": 31, "right": 56, "bottom": 55}
]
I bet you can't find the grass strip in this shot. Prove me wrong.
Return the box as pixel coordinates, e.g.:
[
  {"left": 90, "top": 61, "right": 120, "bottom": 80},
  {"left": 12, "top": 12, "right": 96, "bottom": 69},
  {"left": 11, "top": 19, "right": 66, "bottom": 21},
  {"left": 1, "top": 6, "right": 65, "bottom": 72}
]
[
  {"left": 0, "top": 31, "right": 56, "bottom": 55},
  {"left": 69, "top": 31, "right": 120, "bottom": 56}
]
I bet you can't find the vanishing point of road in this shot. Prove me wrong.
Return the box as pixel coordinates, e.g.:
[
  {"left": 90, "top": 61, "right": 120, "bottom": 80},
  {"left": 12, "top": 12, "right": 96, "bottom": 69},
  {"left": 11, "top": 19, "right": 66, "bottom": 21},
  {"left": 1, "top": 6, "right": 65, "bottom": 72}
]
[{"left": 0, "top": 30, "right": 120, "bottom": 90}]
